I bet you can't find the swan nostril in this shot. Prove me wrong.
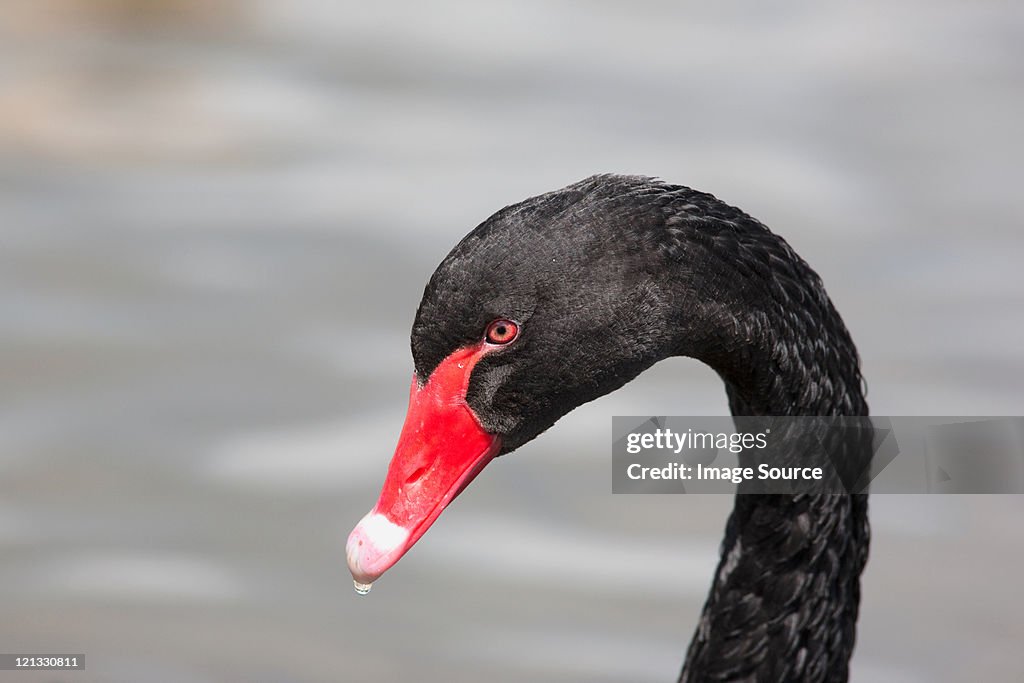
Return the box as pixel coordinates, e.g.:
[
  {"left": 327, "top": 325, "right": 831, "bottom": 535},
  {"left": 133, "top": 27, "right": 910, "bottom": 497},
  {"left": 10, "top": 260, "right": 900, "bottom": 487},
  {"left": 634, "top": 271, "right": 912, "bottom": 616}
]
[{"left": 406, "top": 466, "right": 429, "bottom": 485}]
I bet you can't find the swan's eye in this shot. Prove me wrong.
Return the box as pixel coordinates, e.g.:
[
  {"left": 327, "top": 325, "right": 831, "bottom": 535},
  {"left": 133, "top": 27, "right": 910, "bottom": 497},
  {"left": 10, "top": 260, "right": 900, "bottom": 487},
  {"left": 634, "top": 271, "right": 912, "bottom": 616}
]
[{"left": 485, "top": 319, "right": 519, "bottom": 345}]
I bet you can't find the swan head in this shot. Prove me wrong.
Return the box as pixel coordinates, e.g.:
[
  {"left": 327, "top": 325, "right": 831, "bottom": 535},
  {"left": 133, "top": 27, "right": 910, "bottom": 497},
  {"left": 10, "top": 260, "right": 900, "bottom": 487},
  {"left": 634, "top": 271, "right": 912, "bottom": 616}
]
[{"left": 347, "top": 174, "right": 718, "bottom": 586}]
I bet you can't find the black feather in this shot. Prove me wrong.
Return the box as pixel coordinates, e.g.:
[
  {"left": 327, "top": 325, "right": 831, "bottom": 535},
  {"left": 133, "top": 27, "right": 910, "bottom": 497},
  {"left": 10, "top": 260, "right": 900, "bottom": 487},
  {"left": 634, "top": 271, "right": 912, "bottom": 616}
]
[{"left": 413, "top": 174, "right": 869, "bottom": 682}]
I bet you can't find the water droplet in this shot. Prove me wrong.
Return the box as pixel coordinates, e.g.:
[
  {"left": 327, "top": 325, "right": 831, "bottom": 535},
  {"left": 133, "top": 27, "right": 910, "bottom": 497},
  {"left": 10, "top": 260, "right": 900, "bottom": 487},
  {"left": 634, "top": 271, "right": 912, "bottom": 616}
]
[
  {"left": 457, "top": 362, "right": 465, "bottom": 369},
  {"left": 353, "top": 580, "right": 373, "bottom": 595}
]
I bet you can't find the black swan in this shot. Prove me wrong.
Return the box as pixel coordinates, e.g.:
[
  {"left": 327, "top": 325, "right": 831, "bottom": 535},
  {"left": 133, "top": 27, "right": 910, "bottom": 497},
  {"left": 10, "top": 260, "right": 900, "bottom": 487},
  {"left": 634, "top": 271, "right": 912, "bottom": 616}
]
[{"left": 346, "top": 174, "right": 870, "bottom": 682}]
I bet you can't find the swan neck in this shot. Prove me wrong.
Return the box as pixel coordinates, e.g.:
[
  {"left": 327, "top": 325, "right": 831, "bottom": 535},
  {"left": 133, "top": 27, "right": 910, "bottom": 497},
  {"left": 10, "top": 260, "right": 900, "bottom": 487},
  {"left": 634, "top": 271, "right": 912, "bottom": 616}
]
[{"left": 667, "top": 228, "right": 869, "bottom": 681}]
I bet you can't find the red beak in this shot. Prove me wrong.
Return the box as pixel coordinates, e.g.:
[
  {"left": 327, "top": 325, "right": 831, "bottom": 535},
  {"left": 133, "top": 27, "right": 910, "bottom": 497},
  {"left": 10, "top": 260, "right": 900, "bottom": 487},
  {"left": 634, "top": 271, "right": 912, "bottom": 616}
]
[{"left": 346, "top": 343, "right": 500, "bottom": 587}]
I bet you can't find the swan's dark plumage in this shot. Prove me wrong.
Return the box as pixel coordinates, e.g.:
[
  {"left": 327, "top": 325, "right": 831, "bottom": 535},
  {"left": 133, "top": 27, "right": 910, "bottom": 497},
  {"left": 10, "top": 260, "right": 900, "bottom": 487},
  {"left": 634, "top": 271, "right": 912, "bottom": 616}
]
[{"left": 410, "top": 174, "right": 869, "bottom": 682}]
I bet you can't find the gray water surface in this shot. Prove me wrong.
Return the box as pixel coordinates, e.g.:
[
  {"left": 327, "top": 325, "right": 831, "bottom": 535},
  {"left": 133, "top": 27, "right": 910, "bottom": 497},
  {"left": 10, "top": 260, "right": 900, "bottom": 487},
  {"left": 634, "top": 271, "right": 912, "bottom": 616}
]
[{"left": 2, "top": 2, "right": 1023, "bottom": 681}]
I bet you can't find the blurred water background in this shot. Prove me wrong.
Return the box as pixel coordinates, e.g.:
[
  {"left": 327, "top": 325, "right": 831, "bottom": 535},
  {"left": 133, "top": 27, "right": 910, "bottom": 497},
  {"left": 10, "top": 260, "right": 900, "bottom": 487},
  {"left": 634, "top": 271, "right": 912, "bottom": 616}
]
[{"left": 2, "top": 2, "right": 1023, "bottom": 681}]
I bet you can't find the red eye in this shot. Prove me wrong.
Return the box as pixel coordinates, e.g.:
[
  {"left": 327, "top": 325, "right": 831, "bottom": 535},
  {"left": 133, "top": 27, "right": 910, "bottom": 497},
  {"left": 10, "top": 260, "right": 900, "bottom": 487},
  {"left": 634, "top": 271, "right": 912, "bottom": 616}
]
[{"left": 485, "top": 319, "right": 519, "bottom": 345}]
